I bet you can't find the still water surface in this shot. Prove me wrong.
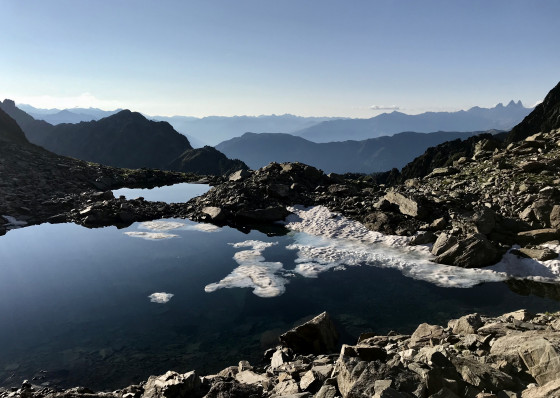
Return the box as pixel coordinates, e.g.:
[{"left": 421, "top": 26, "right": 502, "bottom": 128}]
[{"left": 1, "top": 184, "right": 559, "bottom": 390}]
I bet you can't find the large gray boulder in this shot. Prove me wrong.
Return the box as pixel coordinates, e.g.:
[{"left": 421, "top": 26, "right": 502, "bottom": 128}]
[
  {"left": 383, "top": 190, "right": 429, "bottom": 219},
  {"left": 435, "top": 233, "right": 500, "bottom": 268},
  {"left": 142, "top": 370, "right": 203, "bottom": 398},
  {"left": 490, "top": 330, "right": 560, "bottom": 386},
  {"left": 280, "top": 312, "right": 339, "bottom": 354}
]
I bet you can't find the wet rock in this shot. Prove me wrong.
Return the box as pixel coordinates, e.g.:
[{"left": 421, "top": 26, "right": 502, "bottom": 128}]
[
  {"left": 202, "top": 206, "right": 227, "bottom": 222},
  {"left": 280, "top": 312, "right": 339, "bottom": 354}
]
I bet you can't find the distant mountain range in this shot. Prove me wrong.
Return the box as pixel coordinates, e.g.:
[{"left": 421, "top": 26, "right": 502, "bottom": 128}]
[
  {"left": 294, "top": 101, "right": 532, "bottom": 142},
  {"left": 216, "top": 130, "right": 492, "bottom": 174},
  {"left": 0, "top": 100, "right": 247, "bottom": 176},
  {"left": 19, "top": 104, "right": 122, "bottom": 124},
  {"left": 151, "top": 114, "right": 340, "bottom": 146}
]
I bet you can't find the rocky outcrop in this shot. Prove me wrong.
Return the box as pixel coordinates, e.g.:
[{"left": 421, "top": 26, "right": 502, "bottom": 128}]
[
  {"left": 507, "top": 80, "right": 560, "bottom": 143},
  {"left": 5, "top": 310, "right": 560, "bottom": 398}
]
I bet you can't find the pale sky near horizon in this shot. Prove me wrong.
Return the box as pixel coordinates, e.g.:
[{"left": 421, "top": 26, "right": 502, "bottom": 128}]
[{"left": 1, "top": 0, "right": 559, "bottom": 118}]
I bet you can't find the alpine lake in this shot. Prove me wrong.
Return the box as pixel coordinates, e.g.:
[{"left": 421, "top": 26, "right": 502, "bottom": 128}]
[{"left": 1, "top": 183, "right": 559, "bottom": 390}]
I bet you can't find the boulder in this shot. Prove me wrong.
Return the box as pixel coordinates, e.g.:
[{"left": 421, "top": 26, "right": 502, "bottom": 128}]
[
  {"left": 410, "top": 231, "right": 437, "bottom": 245},
  {"left": 432, "top": 233, "right": 458, "bottom": 256},
  {"left": 549, "top": 205, "right": 560, "bottom": 229},
  {"left": 451, "top": 357, "right": 517, "bottom": 392},
  {"left": 235, "top": 370, "right": 268, "bottom": 385},
  {"left": 489, "top": 330, "right": 560, "bottom": 385},
  {"left": 517, "top": 247, "right": 558, "bottom": 261},
  {"left": 409, "top": 323, "right": 445, "bottom": 348},
  {"left": 383, "top": 190, "right": 429, "bottom": 219},
  {"left": 142, "top": 370, "right": 203, "bottom": 398},
  {"left": 452, "top": 313, "right": 483, "bottom": 335},
  {"left": 435, "top": 234, "right": 500, "bottom": 268},
  {"left": 204, "top": 380, "right": 263, "bottom": 398},
  {"left": 473, "top": 208, "right": 496, "bottom": 234},
  {"left": 202, "top": 206, "right": 227, "bottom": 222},
  {"left": 228, "top": 169, "right": 251, "bottom": 182},
  {"left": 280, "top": 312, "right": 339, "bottom": 354},
  {"left": 521, "top": 379, "right": 560, "bottom": 398},
  {"left": 315, "top": 384, "right": 338, "bottom": 398},
  {"left": 517, "top": 229, "right": 560, "bottom": 245}
]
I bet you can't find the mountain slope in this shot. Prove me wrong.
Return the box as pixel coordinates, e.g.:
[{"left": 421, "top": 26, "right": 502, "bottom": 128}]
[
  {"left": 295, "top": 101, "right": 531, "bottom": 143},
  {"left": 0, "top": 101, "right": 247, "bottom": 175},
  {"left": 507, "top": 81, "right": 560, "bottom": 143},
  {"left": 216, "top": 131, "right": 485, "bottom": 173},
  {"left": 0, "top": 107, "right": 29, "bottom": 145},
  {"left": 30, "top": 110, "right": 192, "bottom": 169},
  {"left": 0, "top": 99, "right": 55, "bottom": 142}
]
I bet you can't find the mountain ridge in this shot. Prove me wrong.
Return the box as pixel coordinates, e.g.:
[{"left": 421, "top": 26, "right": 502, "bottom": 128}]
[
  {"left": 0, "top": 101, "right": 247, "bottom": 176},
  {"left": 216, "top": 130, "right": 490, "bottom": 174}
]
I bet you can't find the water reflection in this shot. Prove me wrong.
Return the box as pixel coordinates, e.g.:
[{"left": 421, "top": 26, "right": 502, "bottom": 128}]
[{"left": 112, "top": 183, "right": 210, "bottom": 203}]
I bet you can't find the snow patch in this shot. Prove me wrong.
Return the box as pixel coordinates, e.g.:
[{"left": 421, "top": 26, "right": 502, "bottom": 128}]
[
  {"left": 284, "top": 206, "right": 560, "bottom": 288},
  {"left": 148, "top": 292, "right": 174, "bottom": 303},
  {"left": 205, "top": 240, "right": 287, "bottom": 298}
]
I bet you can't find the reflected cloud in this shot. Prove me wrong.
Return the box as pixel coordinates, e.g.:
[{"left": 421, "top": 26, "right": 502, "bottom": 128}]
[{"left": 124, "top": 231, "right": 179, "bottom": 240}]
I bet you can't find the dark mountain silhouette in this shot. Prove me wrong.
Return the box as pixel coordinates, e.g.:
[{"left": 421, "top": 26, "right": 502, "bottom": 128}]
[
  {"left": 295, "top": 102, "right": 532, "bottom": 143},
  {"left": 0, "top": 101, "right": 247, "bottom": 175},
  {"left": 507, "top": 81, "right": 560, "bottom": 143},
  {"left": 0, "top": 107, "right": 29, "bottom": 145},
  {"left": 0, "top": 99, "right": 55, "bottom": 142},
  {"left": 216, "top": 130, "right": 487, "bottom": 174},
  {"left": 168, "top": 146, "right": 248, "bottom": 175}
]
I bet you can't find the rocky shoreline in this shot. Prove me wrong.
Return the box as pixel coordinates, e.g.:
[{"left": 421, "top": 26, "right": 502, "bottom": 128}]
[{"left": 3, "top": 309, "right": 560, "bottom": 398}]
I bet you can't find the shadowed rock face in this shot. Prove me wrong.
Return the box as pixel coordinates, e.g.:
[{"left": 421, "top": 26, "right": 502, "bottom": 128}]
[
  {"left": 0, "top": 106, "right": 29, "bottom": 145},
  {"left": 507, "top": 80, "right": 560, "bottom": 143}
]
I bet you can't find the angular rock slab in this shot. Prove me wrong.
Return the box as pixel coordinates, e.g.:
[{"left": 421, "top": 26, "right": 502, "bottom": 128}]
[
  {"left": 490, "top": 330, "right": 560, "bottom": 386},
  {"left": 280, "top": 312, "right": 339, "bottom": 354}
]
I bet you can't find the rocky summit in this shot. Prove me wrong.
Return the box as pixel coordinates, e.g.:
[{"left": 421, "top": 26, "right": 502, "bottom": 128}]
[{"left": 4, "top": 310, "right": 560, "bottom": 398}]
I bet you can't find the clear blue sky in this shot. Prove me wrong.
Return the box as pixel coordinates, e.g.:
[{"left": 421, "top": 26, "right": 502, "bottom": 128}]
[{"left": 1, "top": 0, "right": 559, "bottom": 117}]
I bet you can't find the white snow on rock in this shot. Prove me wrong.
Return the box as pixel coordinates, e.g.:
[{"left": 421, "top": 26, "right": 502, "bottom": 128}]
[
  {"left": 205, "top": 240, "right": 287, "bottom": 298},
  {"left": 285, "top": 205, "right": 560, "bottom": 288}
]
